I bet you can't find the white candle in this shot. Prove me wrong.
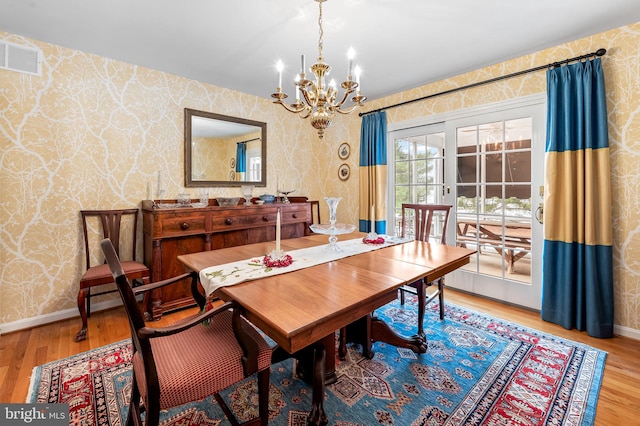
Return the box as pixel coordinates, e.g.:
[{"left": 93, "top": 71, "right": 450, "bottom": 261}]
[
  {"left": 371, "top": 204, "right": 375, "bottom": 233},
  {"left": 301, "top": 54, "right": 305, "bottom": 74},
  {"left": 347, "top": 47, "right": 355, "bottom": 79},
  {"left": 276, "top": 60, "right": 283, "bottom": 89},
  {"left": 275, "top": 209, "right": 281, "bottom": 252},
  {"left": 157, "top": 170, "right": 163, "bottom": 192}
]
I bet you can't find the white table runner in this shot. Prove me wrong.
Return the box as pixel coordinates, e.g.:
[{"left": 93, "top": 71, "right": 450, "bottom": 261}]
[{"left": 200, "top": 235, "right": 408, "bottom": 296}]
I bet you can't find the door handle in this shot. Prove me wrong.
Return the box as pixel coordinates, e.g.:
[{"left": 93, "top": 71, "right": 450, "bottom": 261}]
[{"left": 534, "top": 203, "right": 543, "bottom": 224}]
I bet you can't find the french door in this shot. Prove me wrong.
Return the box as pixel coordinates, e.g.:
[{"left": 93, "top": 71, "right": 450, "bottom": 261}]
[
  {"left": 387, "top": 123, "right": 446, "bottom": 239},
  {"left": 388, "top": 96, "right": 545, "bottom": 310}
]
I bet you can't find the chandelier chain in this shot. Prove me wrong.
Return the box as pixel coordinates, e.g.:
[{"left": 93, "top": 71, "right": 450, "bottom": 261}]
[{"left": 317, "top": 0, "right": 324, "bottom": 62}]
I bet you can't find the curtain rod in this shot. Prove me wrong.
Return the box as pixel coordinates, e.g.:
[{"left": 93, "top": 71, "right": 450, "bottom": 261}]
[
  {"left": 237, "top": 137, "right": 261, "bottom": 144},
  {"left": 359, "top": 48, "right": 606, "bottom": 117}
]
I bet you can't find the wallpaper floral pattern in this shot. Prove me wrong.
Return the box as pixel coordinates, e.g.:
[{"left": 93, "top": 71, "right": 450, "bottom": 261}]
[
  {"left": 1, "top": 23, "right": 638, "bottom": 335},
  {"left": 0, "top": 32, "right": 362, "bottom": 330}
]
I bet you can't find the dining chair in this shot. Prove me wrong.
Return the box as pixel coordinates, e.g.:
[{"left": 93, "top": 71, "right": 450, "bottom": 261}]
[
  {"left": 399, "top": 204, "right": 452, "bottom": 336},
  {"left": 100, "top": 239, "right": 272, "bottom": 426},
  {"left": 75, "top": 209, "right": 150, "bottom": 342}
]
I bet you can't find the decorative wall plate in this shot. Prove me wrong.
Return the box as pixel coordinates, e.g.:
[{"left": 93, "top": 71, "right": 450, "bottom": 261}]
[
  {"left": 338, "top": 163, "right": 350, "bottom": 181},
  {"left": 230, "top": 158, "right": 236, "bottom": 168},
  {"left": 229, "top": 170, "right": 236, "bottom": 180},
  {"left": 338, "top": 142, "right": 350, "bottom": 160}
]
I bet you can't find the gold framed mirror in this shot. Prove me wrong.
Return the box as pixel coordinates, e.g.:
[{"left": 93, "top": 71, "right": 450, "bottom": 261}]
[{"left": 184, "top": 108, "right": 266, "bottom": 187}]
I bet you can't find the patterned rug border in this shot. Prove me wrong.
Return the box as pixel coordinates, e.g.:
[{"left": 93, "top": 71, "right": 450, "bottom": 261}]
[
  {"left": 27, "top": 300, "right": 608, "bottom": 425},
  {"left": 422, "top": 302, "right": 608, "bottom": 425}
]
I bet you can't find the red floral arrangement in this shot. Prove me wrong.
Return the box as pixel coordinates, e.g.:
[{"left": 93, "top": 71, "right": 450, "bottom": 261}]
[
  {"left": 263, "top": 253, "right": 294, "bottom": 268},
  {"left": 363, "top": 236, "right": 385, "bottom": 245}
]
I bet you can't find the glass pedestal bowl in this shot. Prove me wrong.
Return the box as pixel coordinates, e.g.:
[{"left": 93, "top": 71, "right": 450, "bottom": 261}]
[{"left": 309, "top": 223, "right": 357, "bottom": 252}]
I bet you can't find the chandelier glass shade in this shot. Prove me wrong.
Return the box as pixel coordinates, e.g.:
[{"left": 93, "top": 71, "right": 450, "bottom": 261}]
[{"left": 271, "top": 0, "right": 366, "bottom": 139}]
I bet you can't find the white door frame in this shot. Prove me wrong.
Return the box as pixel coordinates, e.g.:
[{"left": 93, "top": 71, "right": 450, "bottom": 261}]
[{"left": 387, "top": 94, "right": 546, "bottom": 310}]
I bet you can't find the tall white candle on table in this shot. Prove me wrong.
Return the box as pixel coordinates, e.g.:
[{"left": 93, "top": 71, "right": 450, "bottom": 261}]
[
  {"left": 371, "top": 204, "right": 375, "bottom": 233},
  {"left": 275, "top": 208, "right": 281, "bottom": 253}
]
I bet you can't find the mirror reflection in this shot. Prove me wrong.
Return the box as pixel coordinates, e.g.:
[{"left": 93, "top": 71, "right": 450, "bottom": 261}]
[{"left": 184, "top": 108, "right": 266, "bottom": 187}]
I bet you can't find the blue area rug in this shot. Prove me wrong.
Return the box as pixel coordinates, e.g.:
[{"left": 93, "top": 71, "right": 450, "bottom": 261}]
[{"left": 28, "top": 298, "right": 606, "bottom": 425}]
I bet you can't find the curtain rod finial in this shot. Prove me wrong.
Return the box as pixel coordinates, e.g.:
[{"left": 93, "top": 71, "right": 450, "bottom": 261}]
[{"left": 596, "top": 48, "right": 606, "bottom": 56}]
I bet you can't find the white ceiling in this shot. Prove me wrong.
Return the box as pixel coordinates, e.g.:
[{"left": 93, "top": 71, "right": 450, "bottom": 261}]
[{"left": 1, "top": 0, "right": 639, "bottom": 102}]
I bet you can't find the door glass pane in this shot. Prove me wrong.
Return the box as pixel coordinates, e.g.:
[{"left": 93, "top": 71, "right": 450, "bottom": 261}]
[
  {"left": 395, "top": 140, "right": 409, "bottom": 161},
  {"left": 456, "top": 117, "right": 532, "bottom": 283},
  {"left": 456, "top": 185, "right": 478, "bottom": 214},
  {"left": 485, "top": 153, "right": 502, "bottom": 182},
  {"left": 392, "top": 129, "right": 445, "bottom": 236}
]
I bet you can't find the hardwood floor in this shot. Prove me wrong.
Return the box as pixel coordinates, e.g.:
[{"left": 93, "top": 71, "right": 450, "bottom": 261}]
[{"left": 1, "top": 289, "right": 639, "bottom": 425}]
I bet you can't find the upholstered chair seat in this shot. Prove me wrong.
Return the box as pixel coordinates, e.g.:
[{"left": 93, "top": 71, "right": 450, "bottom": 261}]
[{"left": 133, "top": 309, "right": 271, "bottom": 410}]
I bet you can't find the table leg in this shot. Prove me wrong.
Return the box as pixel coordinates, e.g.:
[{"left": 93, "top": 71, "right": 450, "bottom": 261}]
[
  {"left": 287, "top": 334, "right": 336, "bottom": 385},
  {"left": 344, "top": 314, "right": 427, "bottom": 359},
  {"left": 306, "top": 343, "right": 328, "bottom": 426},
  {"left": 370, "top": 314, "right": 427, "bottom": 354},
  {"left": 506, "top": 249, "right": 515, "bottom": 273},
  {"left": 271, "top": 337, "right": 332, "bottom": 426}
]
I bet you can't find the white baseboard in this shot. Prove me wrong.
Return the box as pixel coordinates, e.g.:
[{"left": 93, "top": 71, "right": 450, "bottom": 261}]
[
  {"left": 614, "top": 324, "right": 640, "bottom": 341},
  {"left": 0, "top": 299, "right": 123, "bottom": 335}
]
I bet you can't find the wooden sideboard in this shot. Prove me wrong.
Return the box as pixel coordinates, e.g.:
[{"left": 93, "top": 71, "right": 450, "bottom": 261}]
[{"left": 141, "top": 200, "right": 312, "bottom": 319}]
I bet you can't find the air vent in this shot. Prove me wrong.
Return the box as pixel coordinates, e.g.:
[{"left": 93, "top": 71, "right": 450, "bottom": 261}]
[{"left": 0, "top": 41, "right": 42, "bottom": 76}]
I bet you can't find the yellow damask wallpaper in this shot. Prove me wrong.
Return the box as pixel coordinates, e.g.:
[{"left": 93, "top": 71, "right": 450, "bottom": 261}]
[
  {"left": 0, "top": 31, "right": 361, "bottom": 331},
  {"left": 1, "top": 22, "right": 638, "bottom": 335}
]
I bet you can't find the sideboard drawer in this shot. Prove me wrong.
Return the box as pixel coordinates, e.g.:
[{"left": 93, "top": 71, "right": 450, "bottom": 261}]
[
  {"left": 162, "top": 215, "right": 207, "bottom": 236},
  {"left": 211, "top": 214, "right": 255, "bottom": 230},
  {"left": 245, "top": 212, "right": 276, "bottom": 226},
  {"left": 282, "top": 207, "right": 310, "bottom": 223},
  {"left": 212, "top": 210, "right": 278, "bottom": 230}
]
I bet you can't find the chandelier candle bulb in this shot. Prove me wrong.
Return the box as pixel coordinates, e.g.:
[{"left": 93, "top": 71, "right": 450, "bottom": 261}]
[
  {"left": 276, "top": 60, "right": 283, "bottom": 89},
  {"left": 347, "top": 47, "right": 355, "bottom": 79},
  {"left": 301, "top": 54, "right": 305, "bottom": 74}
]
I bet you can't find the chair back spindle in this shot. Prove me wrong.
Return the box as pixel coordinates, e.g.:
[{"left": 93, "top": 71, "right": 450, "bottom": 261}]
[{"left": 401, "top": 203, "right": 451, "bottom": 245}]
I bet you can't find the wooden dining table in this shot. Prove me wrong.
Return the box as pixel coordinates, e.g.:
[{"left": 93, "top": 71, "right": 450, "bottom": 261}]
[{"left": 178, "top": 231, "right": 475, "bottom": 426}]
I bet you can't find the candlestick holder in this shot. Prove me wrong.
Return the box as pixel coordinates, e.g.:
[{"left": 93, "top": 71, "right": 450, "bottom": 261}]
[
  {"left": 263, "top": 250, "right": 293, "bottom": 267},
  {"left": 277, "top": 189, "right": 295, "bottom": 203},
  {"left": 268, "top": 249, "right": 287, "bottom": 261}
]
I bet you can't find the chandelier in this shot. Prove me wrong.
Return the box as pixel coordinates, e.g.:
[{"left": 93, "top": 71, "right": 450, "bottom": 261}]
[{"left": 271, "top": 0, "right": 366, "bottom": 139}]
